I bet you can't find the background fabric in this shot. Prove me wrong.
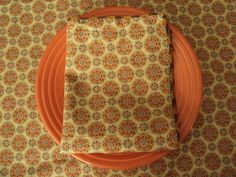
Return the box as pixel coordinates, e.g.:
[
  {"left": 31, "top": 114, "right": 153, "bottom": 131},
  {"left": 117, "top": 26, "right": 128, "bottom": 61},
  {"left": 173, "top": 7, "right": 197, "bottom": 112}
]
[{"left": 0, "top": 0, "right": 235, "bottom": 176}]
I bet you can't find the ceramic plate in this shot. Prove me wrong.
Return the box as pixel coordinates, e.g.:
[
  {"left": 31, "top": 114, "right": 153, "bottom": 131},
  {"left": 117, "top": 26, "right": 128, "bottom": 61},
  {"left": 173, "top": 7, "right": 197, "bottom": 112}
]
[{"left": 36, "top": 7, "right": 202, "bottom": 170}]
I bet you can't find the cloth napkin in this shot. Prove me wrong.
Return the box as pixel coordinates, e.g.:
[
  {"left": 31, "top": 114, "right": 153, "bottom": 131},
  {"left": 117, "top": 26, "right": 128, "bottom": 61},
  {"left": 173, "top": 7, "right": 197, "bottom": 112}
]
[{"left": 61, "top": 15, "right": 178, "bottom": 153}]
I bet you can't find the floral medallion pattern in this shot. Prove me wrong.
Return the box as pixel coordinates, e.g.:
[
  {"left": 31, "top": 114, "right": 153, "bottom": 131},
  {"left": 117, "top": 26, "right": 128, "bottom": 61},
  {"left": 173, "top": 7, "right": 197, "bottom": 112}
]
[
  {"left": 61, "top": 15, "right": 178, "bottom": 153},
  {"left": 0, "top": 0, "right": 235, "bottom": 176}
]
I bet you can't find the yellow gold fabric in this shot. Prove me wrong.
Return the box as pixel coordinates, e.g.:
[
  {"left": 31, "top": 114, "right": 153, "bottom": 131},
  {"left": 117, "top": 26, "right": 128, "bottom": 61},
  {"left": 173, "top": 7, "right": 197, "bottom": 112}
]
[
  {"left": 0, "top": 0, "right": 235, "bottom": 176},
  {"left": 61, "top": 15, "right": 178, "bottom": 153}
]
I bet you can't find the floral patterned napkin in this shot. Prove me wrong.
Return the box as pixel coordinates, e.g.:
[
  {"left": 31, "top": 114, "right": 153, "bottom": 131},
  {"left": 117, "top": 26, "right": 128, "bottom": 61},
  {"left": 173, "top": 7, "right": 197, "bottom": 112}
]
[{"left": 61, "top": 15, "right": 178, "bottom": 153}]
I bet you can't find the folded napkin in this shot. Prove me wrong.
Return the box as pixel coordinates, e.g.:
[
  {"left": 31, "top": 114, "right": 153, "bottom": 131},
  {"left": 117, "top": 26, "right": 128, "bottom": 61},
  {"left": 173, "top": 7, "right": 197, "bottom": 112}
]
[{"left": 61, "top": 15, "right": 178, "bottom": 153}]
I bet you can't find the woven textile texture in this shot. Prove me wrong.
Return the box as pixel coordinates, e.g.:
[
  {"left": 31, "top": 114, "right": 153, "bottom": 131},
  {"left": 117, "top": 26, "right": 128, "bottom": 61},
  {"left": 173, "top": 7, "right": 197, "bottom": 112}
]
[
  {"left": 61, "top": 15, "right": 178, "bottom": 153},
  {"left": 0, "top": 0, "right": 236, "bottom": 176}
]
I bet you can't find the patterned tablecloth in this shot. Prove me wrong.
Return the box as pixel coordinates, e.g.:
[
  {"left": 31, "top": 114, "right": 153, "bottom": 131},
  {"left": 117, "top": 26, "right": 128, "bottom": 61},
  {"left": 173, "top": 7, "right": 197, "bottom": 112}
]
[{"left": 0, "top": 0, "right": 235, "bottom": 176}]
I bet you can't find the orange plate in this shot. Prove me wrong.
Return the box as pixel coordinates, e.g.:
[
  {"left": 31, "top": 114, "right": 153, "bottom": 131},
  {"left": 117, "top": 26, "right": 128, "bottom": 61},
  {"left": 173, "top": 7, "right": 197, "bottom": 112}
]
[{"left": 36, "top": 7, "right": 202, "bottom": 170}]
